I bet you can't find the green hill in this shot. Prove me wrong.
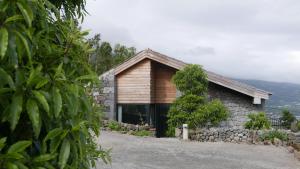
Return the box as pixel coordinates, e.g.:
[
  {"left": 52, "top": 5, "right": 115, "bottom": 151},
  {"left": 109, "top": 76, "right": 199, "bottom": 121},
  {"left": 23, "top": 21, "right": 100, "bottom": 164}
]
[{"left": 236, "top": 79, "right": 300, "bottom": 116}]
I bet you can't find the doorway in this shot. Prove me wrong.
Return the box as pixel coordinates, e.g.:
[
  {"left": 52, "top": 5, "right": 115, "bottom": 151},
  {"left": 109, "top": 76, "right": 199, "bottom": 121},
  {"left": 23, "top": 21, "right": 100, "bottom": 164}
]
[{"left": 154, "top": 104, "right": 170, "bottom": 137}]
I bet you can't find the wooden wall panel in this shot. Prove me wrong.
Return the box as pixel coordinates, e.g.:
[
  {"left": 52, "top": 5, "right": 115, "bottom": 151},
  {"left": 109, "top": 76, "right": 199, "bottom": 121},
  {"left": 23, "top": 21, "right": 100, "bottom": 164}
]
[
  {"left": 152, "top": 62, "right": 177, "bottom": 103},
  {"left": 117, "top": 59, "right": 151, "bottom": 103}
]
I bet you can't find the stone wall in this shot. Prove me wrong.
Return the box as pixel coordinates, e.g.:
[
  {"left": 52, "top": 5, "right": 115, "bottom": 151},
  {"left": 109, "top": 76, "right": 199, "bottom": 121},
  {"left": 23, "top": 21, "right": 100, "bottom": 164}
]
[
  {"left": 94, "top": 69, "right": 116, "bottom": 120},
  {"left": 188, "top": 128, "right": 253, "bottom": 143},
  {"left": 208, "top": 83, "right": 264, "bottom": 128}
]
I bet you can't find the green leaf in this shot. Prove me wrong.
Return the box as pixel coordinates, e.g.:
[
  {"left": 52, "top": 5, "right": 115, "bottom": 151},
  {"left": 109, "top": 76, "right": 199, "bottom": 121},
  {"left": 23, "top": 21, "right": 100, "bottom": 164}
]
[
  {"left": 0, "top": 27, "right": 8, "bottom": 59},
  {"left": 26, "top": 99, "right": 41, "bottom": 138},
  {"left": 0, "top": 68, "right": 15, "bottom": 90},
  {"left": 0, "top": 137, "right": 7, "bottom": 151},
  {"left": 59, "top": 139, "right": 70, "bottom": 169},
  {"left": 4, "top": 15, "right": 24, "bottom": 24},
  {"left": 16, "top": 2, "right": 33, "bottom": 27},
  {"left": 0, "top": 88, "right": 14, "bottom": 94},
  {"left": 35, "top": 78, "right": 49, "bottom": 89},
  {"left": 6, "top": 162, "right": 18, "bottom": 169},
  {"left": 8, "top": 140, "right": 31, "bottom": 153},
  {"left": 14, "top": 31, "right": 31, "bottom": 66},
  {"left": 15, "top": 162, "right": 29, "bottom": 169},
  {"left": 52, "top": 87, "right": 62, "bottom": 118},
  {"left": 43, "top": 128, "right": 64, "bottom": 142},
  {"left": 32, "top": 90, "right": 49, "bottom": 114},
  {"left": 9, "top": 93, "right": 23, "bottom": 131},
  {"left": 33, "top": 153, "right": 57, "bottom": 163},
  {"left": 50, "top": 137, "right": 62, "bottom": 153},
  {"left": 75, "top": 74, "right": 98, "bottom": 81}
]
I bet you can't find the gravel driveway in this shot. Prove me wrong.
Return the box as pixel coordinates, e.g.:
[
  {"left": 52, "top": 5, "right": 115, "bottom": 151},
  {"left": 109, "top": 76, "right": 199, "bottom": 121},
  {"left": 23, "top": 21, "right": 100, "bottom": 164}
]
[{"left": 96, "top": 131, "right": 299, "bottom": 169}]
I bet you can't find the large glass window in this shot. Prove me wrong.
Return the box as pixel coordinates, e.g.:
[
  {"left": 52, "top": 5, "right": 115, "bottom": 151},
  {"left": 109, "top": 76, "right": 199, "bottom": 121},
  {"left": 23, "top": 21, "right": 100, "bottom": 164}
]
[{"left": 120, "top": 104, "right": 151, "bottom": 125}]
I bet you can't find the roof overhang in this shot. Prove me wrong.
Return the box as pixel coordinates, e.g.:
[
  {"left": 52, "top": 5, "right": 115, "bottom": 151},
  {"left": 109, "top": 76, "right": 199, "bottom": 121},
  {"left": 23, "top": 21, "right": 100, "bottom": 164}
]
[{"left": 113, "top": 49, "right": 272, "bottom": 101}]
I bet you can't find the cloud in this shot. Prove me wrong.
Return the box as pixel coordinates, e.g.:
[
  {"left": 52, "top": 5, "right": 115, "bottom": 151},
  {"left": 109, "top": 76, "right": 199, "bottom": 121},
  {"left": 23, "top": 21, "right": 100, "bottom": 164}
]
[{"left": 81, "top": 0, "right": 300, "bottom": 84}]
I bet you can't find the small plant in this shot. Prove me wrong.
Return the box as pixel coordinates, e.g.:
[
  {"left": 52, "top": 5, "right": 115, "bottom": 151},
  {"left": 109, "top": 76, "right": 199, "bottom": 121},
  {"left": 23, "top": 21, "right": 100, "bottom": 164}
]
[
  {"left": 132, "top": 130, "right": 152, "bottom": 137},
  {"left": 108, "top": 121, "right": 121, "bottom": 131},
  {"left": 280, "top": 109, "right": 296, "bottom": 129},
  {"left": 259, "top": 130, "right": 288, "bottom": 142},
  {"left": 244, "top": 112, "right": 271, "bottom": 130}
]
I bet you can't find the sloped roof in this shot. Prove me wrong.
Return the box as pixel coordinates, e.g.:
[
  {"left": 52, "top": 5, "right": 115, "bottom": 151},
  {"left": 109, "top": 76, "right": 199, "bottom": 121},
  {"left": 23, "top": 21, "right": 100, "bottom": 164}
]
[{"left": 114, "top": 49, "right": 271, "bottom": 100}]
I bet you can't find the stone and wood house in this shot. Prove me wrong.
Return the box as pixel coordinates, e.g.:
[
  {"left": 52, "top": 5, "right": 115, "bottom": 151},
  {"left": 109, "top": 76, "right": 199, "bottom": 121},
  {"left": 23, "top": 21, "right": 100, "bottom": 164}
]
[{"left": 95, "top": 49, "right": 271, "bottom": 137}]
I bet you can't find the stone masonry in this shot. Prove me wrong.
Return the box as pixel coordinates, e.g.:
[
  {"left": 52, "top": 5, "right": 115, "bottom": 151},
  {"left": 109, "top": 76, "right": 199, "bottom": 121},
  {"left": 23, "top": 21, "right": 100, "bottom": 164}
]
[
  {"left": 94, "top": 69, "right": 115, "bottom": 120},
  {"left": 208, "top": 83, "right": 264, "bottom": 128}
]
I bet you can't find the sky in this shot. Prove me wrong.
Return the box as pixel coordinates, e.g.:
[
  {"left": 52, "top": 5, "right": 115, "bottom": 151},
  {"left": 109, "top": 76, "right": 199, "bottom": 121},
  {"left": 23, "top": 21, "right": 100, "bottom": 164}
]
[{"left": 81, "top": 0, "right": 300, "bottom": 84}]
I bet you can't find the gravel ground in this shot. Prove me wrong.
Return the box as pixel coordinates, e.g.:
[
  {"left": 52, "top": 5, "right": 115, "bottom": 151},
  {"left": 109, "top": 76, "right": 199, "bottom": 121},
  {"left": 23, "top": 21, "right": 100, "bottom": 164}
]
[{"left": 96, "top": 131, "right": 300, "bottom": 169}]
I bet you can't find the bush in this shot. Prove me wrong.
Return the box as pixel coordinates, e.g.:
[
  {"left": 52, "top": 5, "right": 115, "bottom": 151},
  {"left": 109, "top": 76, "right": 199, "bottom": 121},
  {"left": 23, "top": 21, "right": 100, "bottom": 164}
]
[
  {"left": 167, "top": 65, "right": 229, "bottom": 132},
  {"left": 132, "top": 130, "right": 152, "bottom": 137},
  {"left": 108, "top": 121, "right": 121, "bottom": 131},
  {"left": 0, "top": 0, "right": 109, "bottom": 168},
  {"left": 244, "top": 112, "right": 271, "bottom": 130},
  {"left": 280, "top": 109, "right": 296, "bottom": 129},
  {"left": 191, "top": 99, "right": 229, "bottom": 128},
  {"left": 260, "top": 130, "right": 288, "bottom": 142}
]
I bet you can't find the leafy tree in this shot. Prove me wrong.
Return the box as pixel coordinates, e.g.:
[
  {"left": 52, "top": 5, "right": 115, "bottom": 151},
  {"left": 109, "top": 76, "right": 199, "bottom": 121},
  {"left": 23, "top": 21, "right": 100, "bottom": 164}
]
[
  {"left": 244, "top": 112, "right": 271, "bottom": 130},
  {"left": 87, "top": 34, "right": 136, "bottom": 75},
  {"left": 0, "top": 0, "right": 109, "bottom": 168},
  {"left": 167, "top": 65, "right": 228, "bottom": 135},
  {"left": 280, "top": 109, "right": 296, "bottom": 129},
  {"left": 172, "top": 64, "right": 208, "bottom": 95}
]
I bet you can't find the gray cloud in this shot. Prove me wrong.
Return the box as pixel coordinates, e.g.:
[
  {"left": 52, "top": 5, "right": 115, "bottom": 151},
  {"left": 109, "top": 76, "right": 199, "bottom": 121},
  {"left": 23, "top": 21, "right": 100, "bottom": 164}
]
[{"left": 82, "top": 0, "right": 300, "bottom": 84}]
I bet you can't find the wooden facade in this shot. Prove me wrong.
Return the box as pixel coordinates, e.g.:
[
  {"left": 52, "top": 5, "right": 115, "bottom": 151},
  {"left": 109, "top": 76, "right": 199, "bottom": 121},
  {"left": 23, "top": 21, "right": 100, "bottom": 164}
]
[
  {"left": 152, "top": 62, "right": 177, "bottom": 103},
  {"left": 117, "top": 59, "right": 152, "bottom": 103},
  {"left": 116, "top": 59, "right": 177, "bottom": 104}
]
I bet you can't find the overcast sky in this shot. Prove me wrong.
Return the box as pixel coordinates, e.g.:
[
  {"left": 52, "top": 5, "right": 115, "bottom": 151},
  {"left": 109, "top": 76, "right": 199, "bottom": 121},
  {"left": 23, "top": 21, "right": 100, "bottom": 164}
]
[{"left": 81, "top": 0, "right": 300, "bottom": 84}]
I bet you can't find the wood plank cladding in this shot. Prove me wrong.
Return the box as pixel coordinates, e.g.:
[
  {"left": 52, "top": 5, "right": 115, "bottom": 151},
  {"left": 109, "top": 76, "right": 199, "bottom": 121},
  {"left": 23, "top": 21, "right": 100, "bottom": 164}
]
[
  {"left": 117, "top": 59, "right": 152, "bottom": 103},
  {"left": 152, "top": 62, "right": 177, "bottom": 103},
  {"left": 116, "top": 59, "right": 177, "bottom": 104}
]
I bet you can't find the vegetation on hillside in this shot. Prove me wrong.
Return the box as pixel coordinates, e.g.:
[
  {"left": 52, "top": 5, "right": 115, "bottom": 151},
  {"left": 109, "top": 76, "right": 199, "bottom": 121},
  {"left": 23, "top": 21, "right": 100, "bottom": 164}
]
[
  {"left": 167, "top": 65, "right": 228, "bottom": 135},
  {"left": 87, "top": 34, "right": 136, "bottom": 75},
  {"left": 0, "top": 0, "right": 109, "bottom": 168}
]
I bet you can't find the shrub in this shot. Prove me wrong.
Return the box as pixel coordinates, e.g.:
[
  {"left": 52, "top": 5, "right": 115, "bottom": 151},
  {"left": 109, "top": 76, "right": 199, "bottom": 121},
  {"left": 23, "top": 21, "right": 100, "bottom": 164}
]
[
  {"left": 192, "top": 99, "right": 229, "bottom": 128},
  {"left": 108, "top": 121, "right": 121, "bottom": 131},
  {"left": 167, "top": 65, "right": 229, "bottom": 132},
  {"left": 0, "top": 0, "right": 109, "bottom": 168},
  {"left": 132, "top": 130, "right": 152, "bottom": 137},
  {"left": 244, "top": 112, "right": 271, "bottom": 130},
  {"left": 260, "top": 130, "right": 288, "bottom": 142},
  {"left": 280, "top": 109, "right": 296, "bottom": 129},
  {"left": 167, "top": 94, "right": 205, "bottom": 129}
]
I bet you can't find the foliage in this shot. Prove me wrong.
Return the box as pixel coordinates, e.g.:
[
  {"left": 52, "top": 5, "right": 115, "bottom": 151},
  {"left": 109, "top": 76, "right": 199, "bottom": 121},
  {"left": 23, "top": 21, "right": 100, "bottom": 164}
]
[
  {"left": 0, "top": 0, "right": 109, "bottom": 168},
  {"left": 87, "top": 34, "right": 136, "bottom": 75},
  {"left": 280, "top": 109, "right": 296, "bottom": 129},
  {"left": 108, "top": 121, "right": 121, "bottom": 131},
  {"left": 167, "top": 65, "right": 229, "bottom": 132},
  {"left": 172, "top": 64, "right": 208, "bottom": 95},
  {"left": 259, "top": 130, "right": 288, "bottom": 142},
  {"left": 244, "top": 112, "right": 271, "bottom": 130},
  {"left": 192, "top": 99, "right": 228, "bottom": 128},
  {"left": 297, "top": 121, "right": 300, "bottom": 130},
  {"left": 131, "top": 130, "right": 152, "bottom": 137}
]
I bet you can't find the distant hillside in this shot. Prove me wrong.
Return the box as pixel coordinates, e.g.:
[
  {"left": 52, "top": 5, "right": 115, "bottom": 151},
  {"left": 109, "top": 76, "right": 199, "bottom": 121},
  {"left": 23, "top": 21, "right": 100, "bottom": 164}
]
[{"left": 236, "top": 79, "right": 300, "bottom": 116}]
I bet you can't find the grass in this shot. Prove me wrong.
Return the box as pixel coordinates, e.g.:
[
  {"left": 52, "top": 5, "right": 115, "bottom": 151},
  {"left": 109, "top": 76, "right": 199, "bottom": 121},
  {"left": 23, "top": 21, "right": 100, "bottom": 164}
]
[{"left": 131, "top": 130, "right": 152, "bottom": 137}]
